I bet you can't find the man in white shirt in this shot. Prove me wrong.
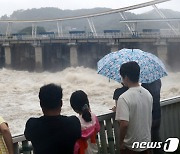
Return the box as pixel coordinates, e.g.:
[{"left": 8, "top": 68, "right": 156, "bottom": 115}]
[{"left": 115, "top": 61, "right": 153, "bottom": 154}]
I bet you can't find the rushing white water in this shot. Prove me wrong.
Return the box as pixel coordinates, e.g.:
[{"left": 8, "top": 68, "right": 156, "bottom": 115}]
[{"left": 0, "top": 67, "right": 179, "bottom": 135}]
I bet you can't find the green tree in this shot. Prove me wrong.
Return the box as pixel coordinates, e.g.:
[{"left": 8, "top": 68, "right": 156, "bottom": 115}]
[{"left": 18, "top": 26, "right": 46, "bottom": 35}]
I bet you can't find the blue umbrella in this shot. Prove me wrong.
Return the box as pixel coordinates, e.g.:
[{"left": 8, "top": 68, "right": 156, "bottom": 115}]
[{"left": 97, "top": 48, "right": 168, "bottom": 83}]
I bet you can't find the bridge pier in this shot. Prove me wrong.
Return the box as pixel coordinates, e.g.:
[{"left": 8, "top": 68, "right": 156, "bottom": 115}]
[
  {"left": 0, "top": 46, "right": 4, "bottom": 68},
  {"left": 155, "top": 39, "right": 168, "bottom": 65},
  {"left": 68, "top": 43, "right": 78, "bottom": 67},
  {"left": 33, "top": 43, "right": 43, "bottom": 71},
  {"left": 157, "top": 45, "right": 168, "bottom": 64},
  {"left": 108, "top": 43, "right": 119, "bottom": 52},
  {"left": 3, "top": 43, "right": 11, "bottom": 68}
]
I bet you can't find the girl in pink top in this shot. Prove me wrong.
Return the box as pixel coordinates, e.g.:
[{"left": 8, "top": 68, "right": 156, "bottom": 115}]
[{"left": 70, "top": 90, "right": 100, "bottom": 154}]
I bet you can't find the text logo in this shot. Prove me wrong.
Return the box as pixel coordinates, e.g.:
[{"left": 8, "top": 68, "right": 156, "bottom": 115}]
[
  {"left": 163, "top": 138, "right": 179, "bottom": 152},
  {"left": 132, "top": 138, "right": 179, "bottom": 152}
]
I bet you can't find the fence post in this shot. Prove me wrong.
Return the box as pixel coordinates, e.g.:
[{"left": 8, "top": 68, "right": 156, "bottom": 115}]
[
  {"left": 22, "top": 140, "right": 31, "bottom": 154},
  {"left": 13, "top": 142, "right": 20, "bottom": 154}
]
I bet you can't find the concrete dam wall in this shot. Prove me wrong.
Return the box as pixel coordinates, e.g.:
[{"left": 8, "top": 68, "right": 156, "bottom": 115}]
[{"left": 0, "top": 39, "right": 180, "bottom": 71}]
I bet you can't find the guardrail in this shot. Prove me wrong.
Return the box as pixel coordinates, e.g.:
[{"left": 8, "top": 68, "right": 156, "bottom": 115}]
[
  {"left": 12, "top": 96, "right": 180, "bottom": 154},
  {"left": 160, "top": 96, "right": 180, "bottom": 142},
  {"left": 1, "top": 32, "right": 180, "bottom": 41}
]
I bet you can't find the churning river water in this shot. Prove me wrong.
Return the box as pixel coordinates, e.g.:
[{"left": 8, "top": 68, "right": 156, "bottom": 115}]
[{"left": 0, "top": 67, "right": 179, "bottom": 135}]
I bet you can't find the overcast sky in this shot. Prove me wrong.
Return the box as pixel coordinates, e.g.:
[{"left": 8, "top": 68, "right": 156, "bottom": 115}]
[{"left": 0, "top": 0, "right": 179, "bottom": 17}]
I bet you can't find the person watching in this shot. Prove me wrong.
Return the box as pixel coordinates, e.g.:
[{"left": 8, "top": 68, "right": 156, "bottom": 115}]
[{"left": 24, "top": 83, "right": 81, "bottom": 154}]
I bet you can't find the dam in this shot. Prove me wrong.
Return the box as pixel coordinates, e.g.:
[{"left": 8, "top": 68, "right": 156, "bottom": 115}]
[{"left": 0, "top": 33, "right": 180, "bottom": 72}]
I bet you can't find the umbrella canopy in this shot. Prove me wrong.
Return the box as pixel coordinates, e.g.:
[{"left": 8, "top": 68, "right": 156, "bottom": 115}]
[{"left": 97, "top": 48, "right": 168, "bottom": 83}]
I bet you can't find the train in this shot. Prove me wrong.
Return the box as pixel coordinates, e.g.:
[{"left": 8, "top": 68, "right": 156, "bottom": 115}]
[{"left": 0, "top": 29, "right": 161, "bottom": 39}]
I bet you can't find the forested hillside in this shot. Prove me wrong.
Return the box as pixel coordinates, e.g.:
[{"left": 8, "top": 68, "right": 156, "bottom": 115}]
[{"left": 0, "top": 7, "right": 180, "bottom": 34}]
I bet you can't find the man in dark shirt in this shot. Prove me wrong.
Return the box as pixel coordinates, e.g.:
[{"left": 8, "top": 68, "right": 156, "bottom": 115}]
[
  {"left": 113, "top": 83, "right": 129, "bottom": 104},
  {"left": 142, "top": 79, "right": 162, "bottom": 154},
  {"left": 111, "top": 83, "right": 128, "bottom": 112},
  {"left": 24, "top": 83, "right": 81, "bottom": 154}
]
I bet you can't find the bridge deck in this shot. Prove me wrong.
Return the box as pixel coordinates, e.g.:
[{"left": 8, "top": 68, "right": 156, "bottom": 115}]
[{"left": 0, "top": 32, "right": 180, "bottom": 45}]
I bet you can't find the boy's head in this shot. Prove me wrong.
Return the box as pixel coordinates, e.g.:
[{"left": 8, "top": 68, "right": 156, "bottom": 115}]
[
  {"left": 39, "top": 83, "right": 63, "bottom": 111},
  {"left": 120, "top": 61, "right": 140, "bottom": 86}
]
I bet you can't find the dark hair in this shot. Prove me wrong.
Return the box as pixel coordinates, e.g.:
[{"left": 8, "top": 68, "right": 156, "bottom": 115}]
[
  {"left": 70, "top": 90, "right": 92, "bottom": 122},
  {"left": 39, "top": 83, "right": 63, "bottom": 109},
  {"left": 120, "top": 61, "right": 140, "bottom": 83}
]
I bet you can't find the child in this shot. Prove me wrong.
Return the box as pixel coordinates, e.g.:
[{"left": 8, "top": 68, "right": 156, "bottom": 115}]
[
  {"left": 0, "top": 116, "right": 14, "bottom": 154},
  {"left": 70, "top": 90, "right": 100, "bottom": 154}
]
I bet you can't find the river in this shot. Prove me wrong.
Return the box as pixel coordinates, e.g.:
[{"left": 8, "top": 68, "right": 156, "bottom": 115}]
[{"left": 0, "top": 67, "right": 179, "bottom": 135}]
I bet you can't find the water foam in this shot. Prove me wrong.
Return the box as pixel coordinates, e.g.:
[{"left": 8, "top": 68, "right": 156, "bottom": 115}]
[{"left": 0, "top": 67, "right": 179, "bottom": 135}]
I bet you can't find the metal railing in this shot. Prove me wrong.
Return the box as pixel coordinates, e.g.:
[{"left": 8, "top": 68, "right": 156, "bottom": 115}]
[
  {"left": 0, "top": 32, "right": 180, "bottom": 41},
  {"left": 160, "top": 96, "right": 180, "bottom": 141},
  {"left": 12, "top": 96, "right": 180, "bottom": 154}
]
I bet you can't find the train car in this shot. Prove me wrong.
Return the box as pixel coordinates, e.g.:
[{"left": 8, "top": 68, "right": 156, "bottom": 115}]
[
  {"left": 69, "top": 30, "right": 86, "bottom": 37},
  {"left": 12, "top": 33, "right": 26, "bottom": 39},
  {"left": 103, "top": 30, "right": 121, "bottom": 37},
  {"left": 142, "top": 29, "right": 160, "bottom": 34},
  {"left": 104, "top": 30, "right": 120, "bottom": 34},
  {"left": 38, "top": 32, "right": 55, "bottom": 38},
  {"left": 0, "top": 34, "right": 4, "bottom": 39}
]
